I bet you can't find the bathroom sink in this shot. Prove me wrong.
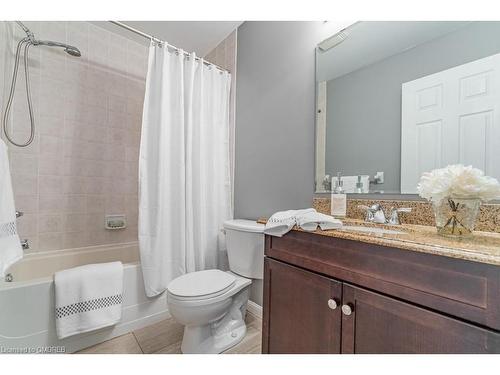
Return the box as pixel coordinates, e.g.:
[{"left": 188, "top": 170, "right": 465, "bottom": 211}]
[{"left": 341, "top": 225, "right": 407, "bottom": 236}]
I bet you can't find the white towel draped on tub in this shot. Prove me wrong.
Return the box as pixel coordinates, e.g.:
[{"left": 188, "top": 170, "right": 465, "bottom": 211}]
[
  {"left": 0, "top": 139, "right": 23, "bottom": 277},
  {"left": 54, "top": 262, "right": 124, "bottom": 339}
]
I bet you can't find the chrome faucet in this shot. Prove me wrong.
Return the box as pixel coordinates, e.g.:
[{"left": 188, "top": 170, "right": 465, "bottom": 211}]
[
  {"left": 358, "top": 204, "right": 412, "bottom": 225},
  {"left": 21, "top": 239, "right": 29, "bottom": 250},
  {"left": 387, "top": 207, "right": 412, "bottom": 225},
  {"left": 358, "top": 204, "right": 386, "bottom": 224}
]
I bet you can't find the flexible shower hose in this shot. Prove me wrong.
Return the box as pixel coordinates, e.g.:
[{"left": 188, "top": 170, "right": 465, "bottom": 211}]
[{"left": 2, "top": 37, "right": 36, "bottom": 147}]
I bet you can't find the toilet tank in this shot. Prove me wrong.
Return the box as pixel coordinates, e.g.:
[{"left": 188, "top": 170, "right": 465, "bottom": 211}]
[{"left": 223, "top": 219, "right": 265, "bottom": 280}]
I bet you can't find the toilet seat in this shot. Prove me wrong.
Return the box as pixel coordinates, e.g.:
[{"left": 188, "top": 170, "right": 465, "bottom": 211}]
[{"left": 167, "top": 269, "right": 236, "bottom": 301}]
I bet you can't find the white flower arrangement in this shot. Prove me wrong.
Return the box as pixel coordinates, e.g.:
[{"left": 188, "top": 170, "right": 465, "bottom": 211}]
[{"left": 417, "top": 164, "right": 500, "bottom": 203}]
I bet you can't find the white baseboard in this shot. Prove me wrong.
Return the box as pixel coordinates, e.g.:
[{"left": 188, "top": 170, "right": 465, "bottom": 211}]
[{"left": 247, "top": 300, "right": 262, "bottom": 318}]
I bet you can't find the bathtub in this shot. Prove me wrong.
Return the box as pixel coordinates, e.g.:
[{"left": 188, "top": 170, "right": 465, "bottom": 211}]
[{"left": 0, "top": 242, "right": 168, "bottom": 353}]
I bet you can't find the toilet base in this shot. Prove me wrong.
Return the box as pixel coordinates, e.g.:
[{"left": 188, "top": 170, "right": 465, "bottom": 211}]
[
  {"left": 181, "top": 321, "right": 247, "bottom": 354},
  {"left": 180, "top": 287, "right": 250, "bottom": 354}
]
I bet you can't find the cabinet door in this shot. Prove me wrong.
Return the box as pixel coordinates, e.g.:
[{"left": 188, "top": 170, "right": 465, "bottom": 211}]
[
  {"left": 341, "top": 284, "right": 500, "bottom": 354},
  {"left": 263, "top": 258, "right": 342, "bottom": 353}
]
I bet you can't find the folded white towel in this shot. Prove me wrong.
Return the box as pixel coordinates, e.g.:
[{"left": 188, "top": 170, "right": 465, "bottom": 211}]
[
  {"left": 264, "top": 208, "right": 316, "bottom": 237},
  {"left": 0, "top": 139, "right": 23, "bottom": 277},
  {"left": 296, "top": 211, "right": 343, "bottom": 232},
  {"left": 54, "top": 261, "right": 124, "bottom": 339}
]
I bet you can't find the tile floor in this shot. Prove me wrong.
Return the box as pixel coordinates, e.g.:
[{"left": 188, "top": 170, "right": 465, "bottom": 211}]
[{"left": 76, "top": 311, "right": 262, "bottom": 354}]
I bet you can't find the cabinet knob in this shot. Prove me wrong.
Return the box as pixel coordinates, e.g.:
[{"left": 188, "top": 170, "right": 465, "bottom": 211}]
[
  {"left": 341, "top": 304, "right": 353, "bottom": 316},
  {"left": 327, "top": 299, "right": 338, "bottom": 310}
]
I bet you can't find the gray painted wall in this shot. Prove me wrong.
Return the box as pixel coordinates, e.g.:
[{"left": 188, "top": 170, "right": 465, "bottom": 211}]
[
  {"left": 235, "top": 21, "right": 325, "bottom": 305},
  {"left": 325, "top": 22, "right": 500, "bottom": 193},
  {"left": 234, "top": 21, "right": 324, "bottom": 221}
]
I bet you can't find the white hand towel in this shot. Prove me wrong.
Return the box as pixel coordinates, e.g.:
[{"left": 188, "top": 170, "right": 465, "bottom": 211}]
[
  {"left": 54, "top": 261, "right": 124, "bottom": 339},
  {"left": 264, "top": 208, "right": 316, "bottom": 237},
  {"left": 296, "top": 211, "right": 343, "bottom": 232},
  {"left": 0, "top": 139, "right": 23, "bottom": 277}
]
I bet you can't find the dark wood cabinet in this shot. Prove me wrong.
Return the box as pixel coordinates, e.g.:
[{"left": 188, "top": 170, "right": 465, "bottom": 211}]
[
  {"left": 341, "top": 283, "right": 500, "bottom": 353},
  {"left": 263, "top": 258, "right": 342, "bottom": 353},
  {"left": 262, "top": 231, "right": 500, "bottom": 354}
]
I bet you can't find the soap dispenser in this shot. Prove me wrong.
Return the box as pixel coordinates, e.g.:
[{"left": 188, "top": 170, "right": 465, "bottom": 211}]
[
  {"left": 331, "top": 172, "right": 347, "bottom": 218},
  {"left": 355, "top": 175, "right": 364, "bottom": 194}
]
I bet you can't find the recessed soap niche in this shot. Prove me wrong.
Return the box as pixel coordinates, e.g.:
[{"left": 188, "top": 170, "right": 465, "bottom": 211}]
[{"left": 105, "top": 215, "right": 127, "bottom": 230}]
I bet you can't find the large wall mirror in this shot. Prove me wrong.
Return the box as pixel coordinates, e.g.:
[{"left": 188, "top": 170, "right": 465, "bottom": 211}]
[{"left": 315, "top": 21, "right": 500, "bottom": 195}]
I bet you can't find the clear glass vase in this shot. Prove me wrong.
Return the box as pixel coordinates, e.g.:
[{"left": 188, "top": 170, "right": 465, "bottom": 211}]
[{"left": 432, "top": 197, "right": 481, "bottom": 238}]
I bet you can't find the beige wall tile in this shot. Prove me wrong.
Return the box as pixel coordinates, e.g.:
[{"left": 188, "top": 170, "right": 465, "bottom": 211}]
[
  {"left": 39, "top": 233, "right": 63, "bottom": 251},
  {"left": 39, "top": 175, "right": 64, "bottom": 195},
  {"left": 9, "top": 154, "right": 38, "bottom": 176},
  {"left": 63, "top": 213, "right": 87, "bottom": 233},
  {"left": 17, "top": 213, "right": 38, "bottom": 236},
  {"left": 3, "top": 21, "right": 144, "bottom": 254},
  {"left": 11, "top": 174, "right": 38, "bottom": 196},
  {"left": 14, "top": 195, "right": 38, "bottom": 214},
  {"left": 39, "top": 195, "right": 63, "bottom": 214},
  {"left": 38, "top": 214, "right": 63, "bottom": 233}
]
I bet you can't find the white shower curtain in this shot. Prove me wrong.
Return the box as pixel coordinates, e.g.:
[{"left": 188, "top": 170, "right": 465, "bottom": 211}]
[{"left": 139, "top": 43, "right": 232, "bottom": 297}]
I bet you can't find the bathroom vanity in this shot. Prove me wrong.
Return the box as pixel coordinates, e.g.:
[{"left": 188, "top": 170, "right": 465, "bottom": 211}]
[{"left": 262, "top": 222, "right": 500, "bottom": 353}]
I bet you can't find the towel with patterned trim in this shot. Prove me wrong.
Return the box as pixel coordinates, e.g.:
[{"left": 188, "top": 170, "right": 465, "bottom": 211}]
[
  {"left": 296, "top": 210, "right": 343, "bottom": 232},
  {"left": 264, "top": 208, "right": 317, "bottom": 237},
  {"left": 0, "top": 139, "right": 23, "bottom": 277},
  {"left": 54, "top": 261, "right": 124, "bottom": 339}
]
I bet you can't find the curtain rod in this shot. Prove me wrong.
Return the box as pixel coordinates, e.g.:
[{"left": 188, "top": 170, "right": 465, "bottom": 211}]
[{"left": 109, "top": 21, "right": 229, "bottom": 74}]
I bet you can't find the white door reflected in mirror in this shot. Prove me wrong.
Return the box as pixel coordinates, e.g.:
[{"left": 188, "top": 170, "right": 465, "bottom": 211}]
[{"left": 401, "top": 52, "right": 500, "bottom": 194}]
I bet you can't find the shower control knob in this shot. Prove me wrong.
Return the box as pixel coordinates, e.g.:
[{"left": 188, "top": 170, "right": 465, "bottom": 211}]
[
  {"left": 327, "top": 299, "right": 338, "bottom": 310},
  {"left": 21, "top": 239, "right": 29, "bottom": 250},
  {"left": 341, "top": 304, "right": 353, "bottom": 316}
]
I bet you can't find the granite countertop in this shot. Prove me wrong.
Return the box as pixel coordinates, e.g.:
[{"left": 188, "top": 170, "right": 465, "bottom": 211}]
[{"left": 258, "top": 218, "right": 500, "bottom": 266}]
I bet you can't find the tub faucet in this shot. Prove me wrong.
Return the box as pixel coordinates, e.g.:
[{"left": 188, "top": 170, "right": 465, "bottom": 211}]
[{"left": 21, "top": 239, "right": 29, "bottom": 250}]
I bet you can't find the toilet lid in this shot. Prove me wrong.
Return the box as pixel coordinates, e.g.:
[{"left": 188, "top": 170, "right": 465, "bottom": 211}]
[
  {"left": 167, "top": 269, "right": 236, "bottom": 299},
  {"left": 223, "top": 219, "right": 265, "bottom": 233}
]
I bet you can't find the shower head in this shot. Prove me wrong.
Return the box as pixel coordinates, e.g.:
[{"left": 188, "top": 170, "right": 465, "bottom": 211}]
[
  {"left": 15, "top": 22, "right": 81, "bottom": 57},
  {"left": 36, "top": 40, "right": 81, "bottom": 57},
  {"left": 64, "top": 45, "right": 82, "bottom": 57}
]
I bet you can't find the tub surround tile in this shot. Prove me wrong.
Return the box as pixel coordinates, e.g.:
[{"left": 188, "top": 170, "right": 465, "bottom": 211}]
[
  {"left": 16, "top": 214, "right": 38, "bottom": 243},
  {"left": 39, "top": 175, "right": 64, "bottom": 196},
  {"left": 38, "top": 232, "right": 63, "bottom": 251},
  {"left": 63, "top": 231, "right": 89, "bottom": 249},
  {"left": 38, "top": 214, "right": 63, "bottom": 233},
  {"left": 14, "top": 195, "right": 38, "bottom": 214},
  {"left": 38, "top": 156, "right": 64, "bottom": 175},
  {"left": 9, "top": 153, "right": 38, "bottom": 175},
  {"left": 313, "top": 197, "right": 500, "bottom": 233},
  {"left": 11, "top": 174, "right": 38, "bottom": 196},
  {"left": 39, "top": 195, "right": 64, "bottom": 214},
  {"left": 2, "top": 21, "right": 147, "bottom": 252}
]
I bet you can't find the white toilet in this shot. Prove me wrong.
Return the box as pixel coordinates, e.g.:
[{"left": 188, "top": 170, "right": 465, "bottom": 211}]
[{"left": 166, "top": 219, "right": 265, "bottom": 354}]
